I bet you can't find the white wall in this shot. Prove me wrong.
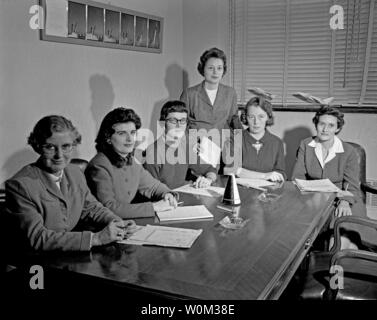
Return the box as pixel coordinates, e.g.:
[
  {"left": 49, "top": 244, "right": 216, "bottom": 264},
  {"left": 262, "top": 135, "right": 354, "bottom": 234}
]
[
  {"left": 182, "top": 0, "right": 231, "bottom": 87},
  {"left": 0, "top": 0, "right": 183, "bottom": 185}
]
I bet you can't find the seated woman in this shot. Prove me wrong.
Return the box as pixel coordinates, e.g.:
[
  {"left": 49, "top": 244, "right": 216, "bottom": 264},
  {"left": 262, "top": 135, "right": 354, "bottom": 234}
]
[
  {"left": 144, "top": 100, "right": 217, "bottom": 189},
  {"left": 291, "top": 106, "right": 364, "bottom": 249},
  {"left": 5, "top": 115, "right": 135, "bottom": 252},
  {"left": 223, "top": 97, "right": 286, "bottom": 182},
  {"left": 85, "top": 108, "right": 178, "bottom": 219}
]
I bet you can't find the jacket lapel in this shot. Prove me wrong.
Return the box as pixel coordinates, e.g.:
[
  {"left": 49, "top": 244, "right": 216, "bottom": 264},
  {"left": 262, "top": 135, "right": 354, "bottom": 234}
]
[
  {"left": 213, "top": 84, "right": 226, "bottom": 109},
  {"left": 34, "top": 160, "right": 67, "bottom": 203},
  {"left": 198, "top": 81, "right": 213, "bottom": 107}
]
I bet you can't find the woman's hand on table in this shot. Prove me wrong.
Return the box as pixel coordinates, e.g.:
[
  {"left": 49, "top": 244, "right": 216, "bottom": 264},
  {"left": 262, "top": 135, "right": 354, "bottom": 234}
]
[
  {"left": 193, "top": 176, "right": 212, "bottom": 189},
  {"left": 335, "top": 200, "right": 352, "bottom": 217},
  {"left": 264, "top": 171, "right": 284, "bottom": 182},
  {"left": 92, "top": 219, "right": 136, "bottom": 246}
]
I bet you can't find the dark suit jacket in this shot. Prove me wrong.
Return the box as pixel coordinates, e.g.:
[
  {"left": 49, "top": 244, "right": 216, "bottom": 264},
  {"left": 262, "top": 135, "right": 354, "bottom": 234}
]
[
  {"left": 180, "top": 81, "right": 243, "bottom": 131},
  {"left": 85, "top": 152, "right": 171, "bottom": 219},
  {"left": 291, "top": 137, "right": 362, "bottom": 205},
  {"left": 5, "top": 160, "right": 117, "bottom": 252}
]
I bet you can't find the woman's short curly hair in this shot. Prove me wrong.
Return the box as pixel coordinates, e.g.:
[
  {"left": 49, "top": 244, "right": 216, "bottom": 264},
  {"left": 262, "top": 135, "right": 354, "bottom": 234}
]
[
  {"left": 95, "top": 107, "right": 141, "bottom": 153},
  {"left": 243, "top": 97, "right": 274, "bottom": 127},
  {"left": 27, "top": 115, "right": 81, "bottom": 154},
  {"left": 312, "top": 106, "right": 345, "bottom": 134},
  {"left": 159, "top": 100, "right": 188, "bottom": 121},
  {"left": 197, "top": 47, "right": 227, "bottom": 77}
]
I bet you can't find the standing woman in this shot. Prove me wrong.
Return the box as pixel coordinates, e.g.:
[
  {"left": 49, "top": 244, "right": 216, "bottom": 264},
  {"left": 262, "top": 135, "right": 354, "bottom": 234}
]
[
  {"left": 85, "top": 108, "right": 178, "bottom": 219},
  {"left": 180, "top": 47, "right": 243, "bottom": 132},
  {"left": 223, "top": 97, "right": 286, "bottom": 182}
]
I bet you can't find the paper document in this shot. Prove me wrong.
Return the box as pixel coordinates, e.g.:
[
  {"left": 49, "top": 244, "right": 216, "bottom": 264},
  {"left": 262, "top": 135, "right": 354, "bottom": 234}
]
[
  {"left": 236, "top": 178, "right": 275, "bottom": 189},
  {"left": 118, "top": 225, "right": 202, "bottom": 248},
  {"left": 156, "top": 205, "right": 213, "bottom": 222},
  {"left": 294, "top": 178, "right": 340, "bottom": 192},
  {"left": 174, "top": 184, "right": 225, "bottom": 197},
  {"left": 198, "top": 136, "right": 221, "bottom": 168}
]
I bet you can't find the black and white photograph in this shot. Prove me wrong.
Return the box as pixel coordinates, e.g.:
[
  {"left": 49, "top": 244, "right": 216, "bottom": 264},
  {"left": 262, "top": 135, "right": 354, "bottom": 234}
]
[
  {"left": 67, "top": 1, "right": 86, "bottom": 39},
  {"left": 135, "top": 16, "right": 148, "bottom": 47},
  {"left": 104, "top": 9, "right": 119, "bottom": 44},
  {"left": 1, "top": 0, "right": 377, "bottom": 313},
  {"left": 87, "top": 5, "right": 104, "bottom": 41},
  {"left": 120, "top": 13, "right": 135, "bottom": 46},
  {"left": 148, "top": 19, "right": 161, "bottom": 49}
]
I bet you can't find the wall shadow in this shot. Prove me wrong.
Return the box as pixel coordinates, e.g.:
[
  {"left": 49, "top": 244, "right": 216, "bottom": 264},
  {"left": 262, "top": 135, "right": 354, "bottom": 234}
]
[
  {"left": 149, "top": 63, "right": 189, "bottom": 143},
  {"left": 1, "top": 148, "right": 38, "bottom": 184},
  {"left": 89, "top": 74, "right": 115, "bottom": 134},
  {"left": 282, "top": 126, "right": 313, "bottom": 180}
]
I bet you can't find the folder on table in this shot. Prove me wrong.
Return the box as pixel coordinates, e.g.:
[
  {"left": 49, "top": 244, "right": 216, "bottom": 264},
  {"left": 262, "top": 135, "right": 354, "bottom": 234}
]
[
  {"left": 156, "top": 205, "right": 214, "bottom": 222},
  {"left": 294, "top": 178, "right": 340, "bottom": 192}
]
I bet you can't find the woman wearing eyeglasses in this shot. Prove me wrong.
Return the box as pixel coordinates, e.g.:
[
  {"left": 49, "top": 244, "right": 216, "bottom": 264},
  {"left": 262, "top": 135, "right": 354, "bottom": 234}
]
[
  {"left": 5, "top": 115, "right": 136, "bottom": 252},
  {"left": 223, "top": 97, "right": 286, "bottom": 182},
  {"left": 85, "top": 108, "right": 178, "bottom": 219},
  {"left": 144, "top": 101, "right": 217, "bottom": 189}
]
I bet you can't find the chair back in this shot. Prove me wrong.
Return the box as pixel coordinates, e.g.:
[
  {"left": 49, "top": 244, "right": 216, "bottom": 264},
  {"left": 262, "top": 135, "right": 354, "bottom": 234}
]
[
  {"left": 346, "top": 142, "right": 366, "bottom": 203},
  {"left": 70, "top": 158, "right": 89, "bottom": 173}
]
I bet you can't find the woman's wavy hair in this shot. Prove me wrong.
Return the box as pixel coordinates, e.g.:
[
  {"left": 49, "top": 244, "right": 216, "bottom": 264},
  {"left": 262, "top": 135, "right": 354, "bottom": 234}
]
[
  {"left": 27, "top": 115, "right": 81, "bottom": 154},
  {"left": 243, "top": 96, "right": 274, "bottom": 127},
  {"left": 312, "top": 106, "right": 345, "bottom": 134},
  {"left": 197, "top": 47, "right": 227, "bottom": 77},
  {"left": 95, "top": 107, "right": 141, "bottom": 167}
]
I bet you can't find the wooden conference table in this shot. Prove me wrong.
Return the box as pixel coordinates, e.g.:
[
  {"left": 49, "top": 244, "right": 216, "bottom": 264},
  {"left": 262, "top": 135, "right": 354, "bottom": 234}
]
[{"left": 16, "top": 179, "right": 336, "bottom": 300}]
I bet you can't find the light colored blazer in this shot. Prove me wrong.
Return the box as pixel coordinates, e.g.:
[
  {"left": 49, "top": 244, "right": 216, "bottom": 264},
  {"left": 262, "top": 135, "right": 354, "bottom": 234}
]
[
  {"left": 291, "top": 137, "right": 362, "bottom": 204},
  {"left": 5, "top": 161, "right": 117, "bottom": 252},
  {"left": 180, "top": 81, "right": 243, "bottom": 131},
  {"left": 85, "top": 152, "right": 171, "bottom": 219}
]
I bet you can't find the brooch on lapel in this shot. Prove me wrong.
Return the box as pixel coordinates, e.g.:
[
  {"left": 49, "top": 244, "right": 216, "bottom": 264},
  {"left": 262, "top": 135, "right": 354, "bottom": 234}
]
[{"left": 252, "top": 141, "right": 263, "bottom": 154}]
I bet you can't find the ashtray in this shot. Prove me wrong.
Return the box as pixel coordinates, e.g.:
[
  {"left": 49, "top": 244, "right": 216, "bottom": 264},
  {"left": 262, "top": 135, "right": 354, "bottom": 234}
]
[
  {"left": 257, "top": 192, "right": 281, "bottom": 203},
  {"left": 219, "top": 215, "right": 248, "bottom": 230}
]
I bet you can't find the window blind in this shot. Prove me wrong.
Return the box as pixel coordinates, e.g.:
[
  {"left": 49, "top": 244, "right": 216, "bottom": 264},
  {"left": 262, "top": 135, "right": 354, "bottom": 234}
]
[{"left": 231, "top": 0, "right": 377, "bottom": 107}]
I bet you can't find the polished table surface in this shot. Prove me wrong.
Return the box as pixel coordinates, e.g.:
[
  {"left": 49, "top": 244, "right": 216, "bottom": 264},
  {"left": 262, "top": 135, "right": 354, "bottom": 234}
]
[{"left": 18, "top": 179, "right": 337, "bottom": 300}]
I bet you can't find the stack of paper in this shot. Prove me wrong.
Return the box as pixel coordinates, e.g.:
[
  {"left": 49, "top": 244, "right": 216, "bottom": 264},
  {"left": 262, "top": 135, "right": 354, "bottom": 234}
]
[
  {"left": 119, "top": 225, "right": 202, "bottom": 248},
  {"left": 197, "top": 136, "right": 222, "bottom": 168},
  {"left": 174, "top": 184, "right": 225, "bottom": 198},
  {"left": 236, "top": 178, "right": 275, "bottom": 189},
  {"left": 294, "top": 178, "right": 340, "bottom": 192},
  {"left": 156, "top": 205, "right": 213, "bottom": 222}
]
